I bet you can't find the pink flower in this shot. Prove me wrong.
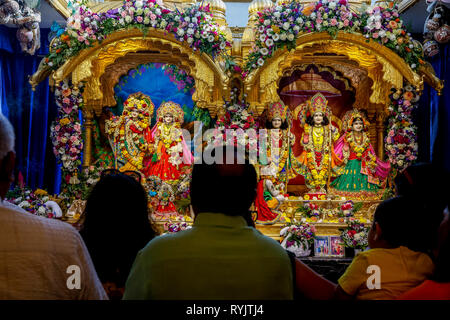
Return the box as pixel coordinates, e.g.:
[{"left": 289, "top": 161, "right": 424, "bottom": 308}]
[
  {"left": 316, "top": 18, "right": 323, "bottom": 24},
  {"left": 74, "top": 124, "right": 81, "bottom": 132},
  {"left": 150, "top": 13, "right": 156, "bottom": 20},
  {"left": 121, "top": 11, "right": 127, "bottom": 18},
  {"left": 137, "top": 16, "right": 143, "bottom": 23},
  {"left": 54, "top": 125, "right": 60, "bottom": 131},
  {"left": 343, "top": 19, "right": 349, "bottom": 27},
  {"left": 70, "top": 136, "right": 78, "bottom": 143},
  {"left": 77, "top": 35, "right": 84, "bottom": 42},
  {"left": 373, "top": 32, "right": 379, "bottom": 39},
  {"left": 375, "top": 22, "right": 382, "bottom": 29},
  {"left": 330, "top": 18, "right": 337, "bottom": 26},
  {"left": 63, "top": 97, "right": 70, "bottom": 105},
  {"left": 70, "top": 147, "right": 78, "bottom": 153}
]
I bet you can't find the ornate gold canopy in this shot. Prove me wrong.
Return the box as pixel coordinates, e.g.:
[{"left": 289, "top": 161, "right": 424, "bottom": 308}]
[
  {"left": 30, "top": 28, "right": 229, "bottom": 118},
  {"left": 244, "top": 31, "right": 443, "bottom": 115}
]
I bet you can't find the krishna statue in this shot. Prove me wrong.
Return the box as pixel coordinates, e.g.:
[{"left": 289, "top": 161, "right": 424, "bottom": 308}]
[
  {"left": 294, "top": 93, "right": 340, "bottom": 198},
  {"left": 105, "top": 92, "right": 154, "bottom": 176},
  {"left": 329, "top": 109, "right": 390, "bottom": 200}
]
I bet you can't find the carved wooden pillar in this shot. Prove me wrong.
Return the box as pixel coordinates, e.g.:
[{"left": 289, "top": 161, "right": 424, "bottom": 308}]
[
  {"left": 376, "top": 111, "right": 386, "bottom": 161},
  {"left": 82, "top": 107, "right": 94, "bottom": 168}
]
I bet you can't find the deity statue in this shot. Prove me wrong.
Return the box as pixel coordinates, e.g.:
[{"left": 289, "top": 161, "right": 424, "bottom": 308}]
[
  {"left": 254, "top": 177, "right": 288, "bottom": 224},
  {"left": 144, "top": 101, "right": 193, "bottom": 181},
  {"left": 105, "top": 92, "right": 154, "bottom": 175},
  {"left": 294, "top": 93, "right": 340, "bottom": 196},
  {"left": 259, "top": 101, "right": 296, "bottom": 180},
  {"left": 329, "top": 109, "right": 390, "bottom": 200},
  {"left": 144, "top": 101, "right": 193, "bottom": 221}
]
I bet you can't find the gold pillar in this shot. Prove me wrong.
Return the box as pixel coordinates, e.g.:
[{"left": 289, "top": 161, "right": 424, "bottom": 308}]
[
  {"left": 376, "top": 111, "right": 386, "bottom": 161},
  {"left": 82, "top": 107, "right": 94, "bottom": 168}
]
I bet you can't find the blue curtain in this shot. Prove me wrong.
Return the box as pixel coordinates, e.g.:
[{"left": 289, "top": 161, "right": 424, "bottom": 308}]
[
  {"left": 0, "top": 26, "right": 61, "bottom": 194},
  {"left": 417, "top": 43, "right": 450, "bottom": 172}
]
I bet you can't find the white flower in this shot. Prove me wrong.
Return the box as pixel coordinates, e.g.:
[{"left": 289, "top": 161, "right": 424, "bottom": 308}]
[
  {"left": 260, "top": 34, "right": 266, "bottom": 42},
  {"left": 187, "top": 37, "right": 194, "bottom": 44},
  {"left": 283, "top": 22, "right": 290, "bottom": 30},
  {"left": 323, "top": 13, "right": 329, "bottom": 20},
  {"left": 19, "top": 201, "right": 30, "bottom": 208},
  {"left": 287, "top": 33, "right": 295, "bottom": 41},
  {"left": 274, "top": 12, "right": 281, "bottom": 18},
  {"left": 258, "top": 26, "right": 265, "bottom": 33},
  {"left": 125, "top": 16, "right": 132, "bottom": 23},
  {"left": 329, "top": 2, "right": 336, "bottom": 9},
  {"left": 264, "top": 19, "right": 271, "bottom": 26},
  {"left": 280, "top": 33, "right": 287, "bottom": 41},
  {"left": 208, "top": 35, "right": 214, "bottom": 42},
  {"left": 220, "top": 41, "right": 226, "bottom": 49},
  {"left": 144, "top": 17, "right": 150, "bottom": 24},
  {"left": 185, "top": 16, "right": 190, "bottom": 23},
  {"left": 155, "top": 8, "right": 161, "bottom": 15},
  {"left": 38, "top": 206, "right": 46, "bottom": 214},
  {"left": 378, "top": 30, "right": 386, "bottom": 38},
  {"left": 257, "top": 58, "right": 264, "bottom": 66},
  {"left": 272, "top": 33, "right": 280, "bottom": 41},
  {"left": 266, "top": 28, "right": 273, "bottom": 36},
  {"left": 310, "top": 12, "right": 317, "bottom": 20},
  {"left": 201, "top": 32, "right": 208, "bottom": 39},
  {"left": 296, "top": 17, "right": 304, "bottom": 25},
  {"left": 323, "top": 21, "right": 329, "bottom": 27},
  {"left": 177, "top": 29, "right": 185, "bottom": 36},
  {"left": 265, "top": 38, "right": 274, "bottom": 47},
  {"left": 293, "top": 25, "right": 300, "bottom": 32},
  {"left": 260, "top": 47, "right": 269, "bottom": 55},
  {"left": 411, "top": 64, "right": 416, "bottom": 69},
  {"left": 160, "top": 20, "right": 167, "bottom": 28}
]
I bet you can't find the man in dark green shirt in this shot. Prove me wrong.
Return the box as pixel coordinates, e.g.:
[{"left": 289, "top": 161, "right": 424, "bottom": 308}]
[{"left": 123, "top": 146, "right": 294, "bottom": 299}]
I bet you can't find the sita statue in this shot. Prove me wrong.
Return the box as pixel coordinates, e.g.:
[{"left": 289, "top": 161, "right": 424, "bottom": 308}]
[
  {"left": 105, "top": 92, "right": 154, "bottom": 176},
  {"left": 294, "top": 93, "right": 340, "bottom": 197},
  {"left": 329, "top": 109, "right": 390, "bottom": 200},
  {"left": 145, "top": 101, "right": 193, "bottom": 220}
]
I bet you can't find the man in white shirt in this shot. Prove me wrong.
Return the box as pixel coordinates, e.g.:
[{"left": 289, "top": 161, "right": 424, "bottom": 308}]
[{"left": 0, "top": 113, "right": 107, "bottom": 299}]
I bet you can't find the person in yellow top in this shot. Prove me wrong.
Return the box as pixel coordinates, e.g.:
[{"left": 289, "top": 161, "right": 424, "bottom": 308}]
[{"left": 293, "top": 196, "right": 435, "bottom": 300}]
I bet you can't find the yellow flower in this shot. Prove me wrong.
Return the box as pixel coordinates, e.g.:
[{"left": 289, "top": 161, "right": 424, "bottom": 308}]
[
  {"left": 272, "top": 25, "right": 280, "bottom": 33},
  {"left": 34, "top": 189, "right": 48, "bottom": 196},
  {"left": 59, "top": 118, "right": 70, "bottom": 126}
]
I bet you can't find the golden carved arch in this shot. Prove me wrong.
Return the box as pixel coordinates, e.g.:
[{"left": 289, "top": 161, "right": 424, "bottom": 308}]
[
  {"left": 31, "top": 28, "right": 229, "bottom": 117},
  {"left": 244, "top": 32, "right": 441, "bottom": 115}
]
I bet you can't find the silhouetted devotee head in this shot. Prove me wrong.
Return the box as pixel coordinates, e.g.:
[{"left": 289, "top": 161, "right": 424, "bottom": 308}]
[
  {"left": 80, "top": 170, "right": 156, "bottom": 299},
  {"left": 190, "top": 145, "right": 257, "bottom": 226},
  {"left": 0, "top": 113, "right": 15, "bottom": 200}
]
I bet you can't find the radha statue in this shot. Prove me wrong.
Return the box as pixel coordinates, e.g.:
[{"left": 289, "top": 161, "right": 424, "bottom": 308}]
[
  {"left": 294, "top": 93, "right": 340, "bottom": 196},
  {"left": 105, "top": 92, "right": 154, "bottom": 175},
  {"left": 255, "top": 101, "right": 294, "bottom": 224},
  {"left": 144, "top": 101, "right": 193, "bottom": 220},
  {"left": 330, "top": 109, "right": 390, "bottom": 200}
]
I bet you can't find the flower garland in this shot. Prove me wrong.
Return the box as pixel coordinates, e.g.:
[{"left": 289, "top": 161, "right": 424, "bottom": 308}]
[
  {"left": 385, "top": 84, "right": 419, "bottom": 172},
  {"left": 44, "top": 0, "right": 230, "bottom": 70},
  {"left": 340, "top": 219, "right": 370, "bottom": 249},
  {"left": 280, "top": 221, "right": 316, "bottom": 250},
  {"left": 244, "top": 1, "right": 425, "bottom": 76},
  {"left": 50, "top": 80, "right": 84, "bottom": 203},
  {"left": 303, "top": 124, "right": 331, "bottom": 189},
  {"left": 163, "top": 221, "right": 192, "bottom": 234},
  {"left": 210, "top": 88, "right": 258, "bottom": 149}
]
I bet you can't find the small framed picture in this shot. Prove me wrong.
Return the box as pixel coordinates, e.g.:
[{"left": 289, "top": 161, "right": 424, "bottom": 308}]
[
  {"left": 314, "top": 236, "right": 330, "bottom": 257},
  {"left": 329, "top": 236, "right": 345, "bottom": 257}
]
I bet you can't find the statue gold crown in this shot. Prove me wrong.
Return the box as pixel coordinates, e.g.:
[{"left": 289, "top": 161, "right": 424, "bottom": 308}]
[
  {"left": 157, "top": 101, "right": 184, "bottom": 124},
  {"left": 306, "top": 92, "right": 331, "bottom": 118},
  {"left": 343, "top": 108, "right": 370, "bottom": 132},
  {"left": 123, "top": 92, "right": 154, "bottom": 116},
  {"left": 268, "top": 101, "right": 288, "bottom": 121}
]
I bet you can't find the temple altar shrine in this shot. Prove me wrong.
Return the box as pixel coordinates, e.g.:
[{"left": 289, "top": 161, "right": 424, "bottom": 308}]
[{"left": 27, "top": 0, "right": 445, "bottom": 254}]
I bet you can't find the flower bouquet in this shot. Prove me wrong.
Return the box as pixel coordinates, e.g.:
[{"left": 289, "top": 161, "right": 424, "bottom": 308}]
[
  {"left": 5, "top": 186, "right": 61, "bottom": 219},
  {"left": 340, "top": 219, "right": 370, "bottom": 251},
  {"left": 280, "top": 221, "right": 316, "bottom": 257},
  {"left": 296, "top": 201, "right": 321, "bottom": 220}
]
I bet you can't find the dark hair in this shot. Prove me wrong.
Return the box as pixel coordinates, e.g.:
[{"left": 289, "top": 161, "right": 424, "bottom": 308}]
[
  {"left": 190, "top": 146, "right": 257, "bottom": 227},
  {"left": 266, "top": 119, "right": 288, "bottom": 130},
  {"left": 373, "top": 196, "right": 437, "bottom": 254},
  {"left": 306, "top": 113, "right": 329, "bottom": 126},
  {"left": 394, "top": 163, "right": 449, "bottom": 250},
  {"left": 79, "top": 173, "right": 156, "bottom": 289}
]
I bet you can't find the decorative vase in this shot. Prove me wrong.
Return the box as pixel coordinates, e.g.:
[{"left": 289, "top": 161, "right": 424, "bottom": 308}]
[
  {"left": 345, "top": 247, "right": 355, "bottom": 258},
  {"left": 435, "top": 25, "right": 450, "bottom": 44},
  {"left": 426, "top": 18, "right": 441, "bottom": 31}
]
